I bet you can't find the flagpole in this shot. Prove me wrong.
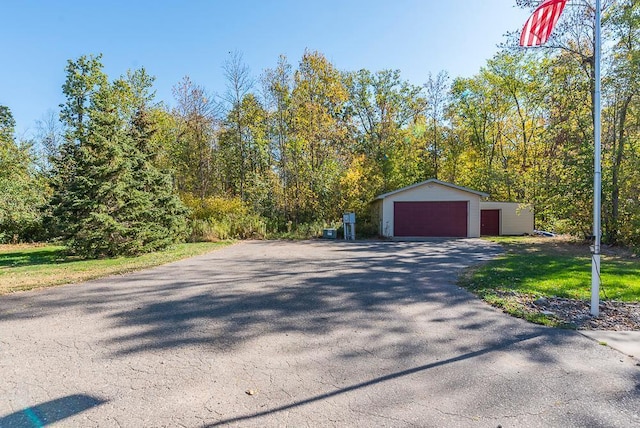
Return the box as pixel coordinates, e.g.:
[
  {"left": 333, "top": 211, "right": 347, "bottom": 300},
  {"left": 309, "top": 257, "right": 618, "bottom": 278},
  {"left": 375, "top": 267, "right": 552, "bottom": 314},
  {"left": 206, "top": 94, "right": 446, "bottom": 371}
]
[
  {"left": 591, "top": 0, "right": 602, "bottom": 317},
  {"left": 519, "top": 0, "right": 601, "bottom": 316}
]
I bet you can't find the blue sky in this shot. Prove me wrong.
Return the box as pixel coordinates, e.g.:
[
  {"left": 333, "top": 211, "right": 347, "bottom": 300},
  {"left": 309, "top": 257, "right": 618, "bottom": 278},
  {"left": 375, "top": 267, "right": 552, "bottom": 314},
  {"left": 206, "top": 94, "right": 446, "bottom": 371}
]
[{"left": 2, "top": 1, "right": 531, "bottom": 138}]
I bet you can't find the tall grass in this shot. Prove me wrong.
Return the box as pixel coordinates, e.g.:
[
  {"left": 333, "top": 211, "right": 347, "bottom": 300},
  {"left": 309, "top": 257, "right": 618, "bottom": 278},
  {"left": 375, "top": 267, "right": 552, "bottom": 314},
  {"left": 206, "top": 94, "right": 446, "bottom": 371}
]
[{"left": 181, "top": 193, "right": 356, "bottom": 241}]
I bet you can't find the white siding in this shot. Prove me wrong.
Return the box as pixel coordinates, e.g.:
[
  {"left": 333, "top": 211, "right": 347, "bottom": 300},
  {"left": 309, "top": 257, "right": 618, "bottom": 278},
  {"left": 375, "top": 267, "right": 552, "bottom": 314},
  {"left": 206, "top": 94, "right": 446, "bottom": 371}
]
[
  {"left": 380, "top": 182, "right": 481, "bottom": 238},
  {"left": 480, "top": 202, "right": 534, "bottom": 235}
]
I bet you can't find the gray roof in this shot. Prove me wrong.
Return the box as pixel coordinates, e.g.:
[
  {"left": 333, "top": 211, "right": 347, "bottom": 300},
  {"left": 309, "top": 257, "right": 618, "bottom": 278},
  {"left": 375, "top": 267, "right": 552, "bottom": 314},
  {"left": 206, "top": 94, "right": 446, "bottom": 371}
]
[{"left": 374, "top": 179, "right": 489, "bottom": 200}]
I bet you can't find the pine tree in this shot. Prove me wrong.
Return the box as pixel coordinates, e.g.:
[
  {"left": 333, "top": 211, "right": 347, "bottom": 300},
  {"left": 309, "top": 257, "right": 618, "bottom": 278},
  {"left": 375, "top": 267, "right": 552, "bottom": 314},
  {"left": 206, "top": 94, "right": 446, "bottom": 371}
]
[
  {"left": 47, "top": 55, "right": 106, "bottom": 248},
  {"left": 61, "top": 72, "right": 132, "bottom": 257},
  {"left": 48, "top": 55, "right": 187, "bottom": 258},
  {"left": 124, "top": 107, "right": 187, "bottom": 254}
]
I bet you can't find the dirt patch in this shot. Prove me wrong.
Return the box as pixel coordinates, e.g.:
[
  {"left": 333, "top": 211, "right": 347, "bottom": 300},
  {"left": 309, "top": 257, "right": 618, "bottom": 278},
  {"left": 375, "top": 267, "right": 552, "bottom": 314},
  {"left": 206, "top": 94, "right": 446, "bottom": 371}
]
[
  {"left": 496, "top": 291, "right": 640, "bottom": 331},
  {"left": 0, "top": 243, "right": 49, "bottom": 253}
]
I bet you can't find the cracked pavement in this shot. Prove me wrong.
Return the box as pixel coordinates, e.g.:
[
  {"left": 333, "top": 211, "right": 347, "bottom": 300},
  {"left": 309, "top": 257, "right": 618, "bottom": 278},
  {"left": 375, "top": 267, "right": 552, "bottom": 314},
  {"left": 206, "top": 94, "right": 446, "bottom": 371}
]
[{"left": 1, "top": 239, "right": 639, "bottom": 427}]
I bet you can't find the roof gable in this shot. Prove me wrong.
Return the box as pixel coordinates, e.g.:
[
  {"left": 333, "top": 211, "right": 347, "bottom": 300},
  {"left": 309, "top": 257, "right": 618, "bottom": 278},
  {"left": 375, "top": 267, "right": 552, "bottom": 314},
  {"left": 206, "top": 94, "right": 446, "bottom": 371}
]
[{"left": 375, "top": 179, "right": 489, "bottom": 200}]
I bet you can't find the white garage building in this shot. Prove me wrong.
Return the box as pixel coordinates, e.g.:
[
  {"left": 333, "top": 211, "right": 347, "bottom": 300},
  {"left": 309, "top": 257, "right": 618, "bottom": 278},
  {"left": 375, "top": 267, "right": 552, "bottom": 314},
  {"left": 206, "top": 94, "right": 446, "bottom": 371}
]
[{"left": 371, "top": 179, "right": 533, "bottom": 238}]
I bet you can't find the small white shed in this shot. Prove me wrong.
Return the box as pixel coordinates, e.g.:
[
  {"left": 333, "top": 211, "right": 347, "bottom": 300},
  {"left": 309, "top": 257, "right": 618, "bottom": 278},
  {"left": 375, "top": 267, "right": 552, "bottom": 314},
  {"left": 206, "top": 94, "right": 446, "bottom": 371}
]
[{"left": 479, "top": 202, "right": 534, "bottom": 236}]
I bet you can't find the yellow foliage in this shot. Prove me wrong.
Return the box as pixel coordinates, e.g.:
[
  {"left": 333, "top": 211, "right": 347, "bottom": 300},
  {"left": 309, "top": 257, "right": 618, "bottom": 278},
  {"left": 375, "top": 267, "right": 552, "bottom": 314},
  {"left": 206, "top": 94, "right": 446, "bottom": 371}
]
[{"left": 181, "top": 193, "right": 249, "bottom": 221}]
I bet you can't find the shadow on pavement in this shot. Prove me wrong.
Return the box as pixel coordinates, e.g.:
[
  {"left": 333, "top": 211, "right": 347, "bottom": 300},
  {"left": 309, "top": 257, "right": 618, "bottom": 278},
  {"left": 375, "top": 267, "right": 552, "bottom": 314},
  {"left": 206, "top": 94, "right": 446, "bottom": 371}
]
[
  {"left": 204, "top": 331, "right": 543, "bottom": 427},
  {"left": 0, "top": 394, "right": 107, "bottom": 427},
  {"left": 99, "top": 239, "right": 506, "bottom": 356},
  {"left": 1, "top": 240, "right": 639, "bottom": 426}
]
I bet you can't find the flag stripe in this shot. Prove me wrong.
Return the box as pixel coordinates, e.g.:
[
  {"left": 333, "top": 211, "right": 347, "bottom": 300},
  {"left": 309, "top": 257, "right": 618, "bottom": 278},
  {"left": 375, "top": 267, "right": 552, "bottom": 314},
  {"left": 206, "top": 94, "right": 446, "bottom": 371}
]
[{"left": 520, "top": 0, "right": 568, "bottom": 47}]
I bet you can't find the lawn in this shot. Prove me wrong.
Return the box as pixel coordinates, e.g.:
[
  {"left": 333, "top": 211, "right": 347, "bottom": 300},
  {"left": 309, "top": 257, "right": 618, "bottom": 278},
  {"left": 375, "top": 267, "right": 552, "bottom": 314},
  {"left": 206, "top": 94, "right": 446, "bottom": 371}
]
[
  {"left": 0, "top": 241, "right": 231, "bottom": 295},
  {"left": 459, "top": 236, "right": 640, "bottom": 326}
]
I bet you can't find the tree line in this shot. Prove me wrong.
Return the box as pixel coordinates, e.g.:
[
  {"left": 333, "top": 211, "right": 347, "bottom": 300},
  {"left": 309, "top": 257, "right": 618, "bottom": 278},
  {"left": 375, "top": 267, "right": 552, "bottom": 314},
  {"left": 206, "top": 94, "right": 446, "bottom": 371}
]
[{"left": 1, "top": 0, "right": 639, "bottom": 256}]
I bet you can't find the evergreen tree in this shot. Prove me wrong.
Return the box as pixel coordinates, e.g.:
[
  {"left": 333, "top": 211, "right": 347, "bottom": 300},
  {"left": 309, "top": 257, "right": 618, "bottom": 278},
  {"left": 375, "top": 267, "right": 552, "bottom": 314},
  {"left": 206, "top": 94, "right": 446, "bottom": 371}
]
[
  {"left": 48, "top": 55, "right": 187, "bottom": 257},
  {"left": 47, "top": 55, "right": 106, "bottom": 246},
  {"left": 125, "top": 107, "right": 187, "bottom": 253},
  {"left": 57, "top": 70, "right": 132, "bottom": 256}
]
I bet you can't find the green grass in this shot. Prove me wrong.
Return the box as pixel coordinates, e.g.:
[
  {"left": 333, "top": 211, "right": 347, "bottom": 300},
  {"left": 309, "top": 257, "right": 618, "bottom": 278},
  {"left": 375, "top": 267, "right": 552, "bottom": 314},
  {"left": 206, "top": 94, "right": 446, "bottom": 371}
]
[
  {"left": 0, "top": 241, "right": 231, "bottom": 294},
  {"left": 459, "top": 236, "right": 640, "bottom": 327}
]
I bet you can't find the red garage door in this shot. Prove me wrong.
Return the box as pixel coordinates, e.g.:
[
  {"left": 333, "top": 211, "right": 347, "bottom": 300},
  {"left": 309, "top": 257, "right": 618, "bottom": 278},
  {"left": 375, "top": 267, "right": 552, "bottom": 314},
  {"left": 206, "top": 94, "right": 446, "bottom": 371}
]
[{"left": 394, "top": 201, "right": 468, "bottom": 237}]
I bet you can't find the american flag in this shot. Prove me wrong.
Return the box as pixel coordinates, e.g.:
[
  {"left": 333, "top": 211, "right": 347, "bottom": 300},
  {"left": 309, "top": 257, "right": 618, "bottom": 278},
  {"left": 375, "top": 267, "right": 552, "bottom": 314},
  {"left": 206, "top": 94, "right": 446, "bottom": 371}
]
[{"left": 520, "top": 0, "right": 568, "bottom": 47}]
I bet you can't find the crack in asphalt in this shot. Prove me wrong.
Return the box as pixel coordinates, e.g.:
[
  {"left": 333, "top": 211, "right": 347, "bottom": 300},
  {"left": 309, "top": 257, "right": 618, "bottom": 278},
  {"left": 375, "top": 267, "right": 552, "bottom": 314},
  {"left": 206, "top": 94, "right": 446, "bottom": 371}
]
[{"left": 2, "top": 240, "right": 639, "bottom": 427}]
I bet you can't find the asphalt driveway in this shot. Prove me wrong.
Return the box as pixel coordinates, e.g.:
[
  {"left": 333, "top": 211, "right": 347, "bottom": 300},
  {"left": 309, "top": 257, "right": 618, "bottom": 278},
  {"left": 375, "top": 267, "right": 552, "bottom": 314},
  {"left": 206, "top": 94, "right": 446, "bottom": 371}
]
[{"left": 1, "top": 240, "right": 639, "bottom": 427}]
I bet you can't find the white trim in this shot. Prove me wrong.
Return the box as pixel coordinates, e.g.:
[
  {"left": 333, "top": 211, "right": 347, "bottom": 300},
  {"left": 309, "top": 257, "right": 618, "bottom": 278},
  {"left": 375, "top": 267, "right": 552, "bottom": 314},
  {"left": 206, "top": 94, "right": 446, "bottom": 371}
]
[{"left": 375, "top": 179, "right": 489, "bottom": 200}]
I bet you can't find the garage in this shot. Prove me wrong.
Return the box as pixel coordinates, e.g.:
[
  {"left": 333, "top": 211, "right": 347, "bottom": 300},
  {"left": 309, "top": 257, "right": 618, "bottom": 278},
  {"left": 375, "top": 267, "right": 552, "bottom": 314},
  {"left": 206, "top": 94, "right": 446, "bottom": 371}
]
[
  {"left": 371, "top": 179, "right": 488, "bottom": 238},
  {"left": 370, "top": 179, "right": 535, "bottom": 239},
  {"left": 394, "top": 201, "right": 468, "bottom": 237}
]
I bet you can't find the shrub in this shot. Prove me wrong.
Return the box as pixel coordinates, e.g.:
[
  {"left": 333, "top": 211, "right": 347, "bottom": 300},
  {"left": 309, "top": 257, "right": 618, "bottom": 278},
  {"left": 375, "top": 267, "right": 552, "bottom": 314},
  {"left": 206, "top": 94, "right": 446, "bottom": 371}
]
[{"left": 182, "top": 194, "right": 267, "bottom": 241}]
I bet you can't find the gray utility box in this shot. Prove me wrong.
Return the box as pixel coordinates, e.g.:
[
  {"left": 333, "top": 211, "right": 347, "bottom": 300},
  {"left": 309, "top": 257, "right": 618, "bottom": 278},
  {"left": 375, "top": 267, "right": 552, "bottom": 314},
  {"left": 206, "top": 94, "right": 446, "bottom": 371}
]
[
  {"left": 343, "top": 212, "right": 356, "bottom": 240},
  {"left": 322, "top": 228, "right": 337, "bottom": 239}
]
